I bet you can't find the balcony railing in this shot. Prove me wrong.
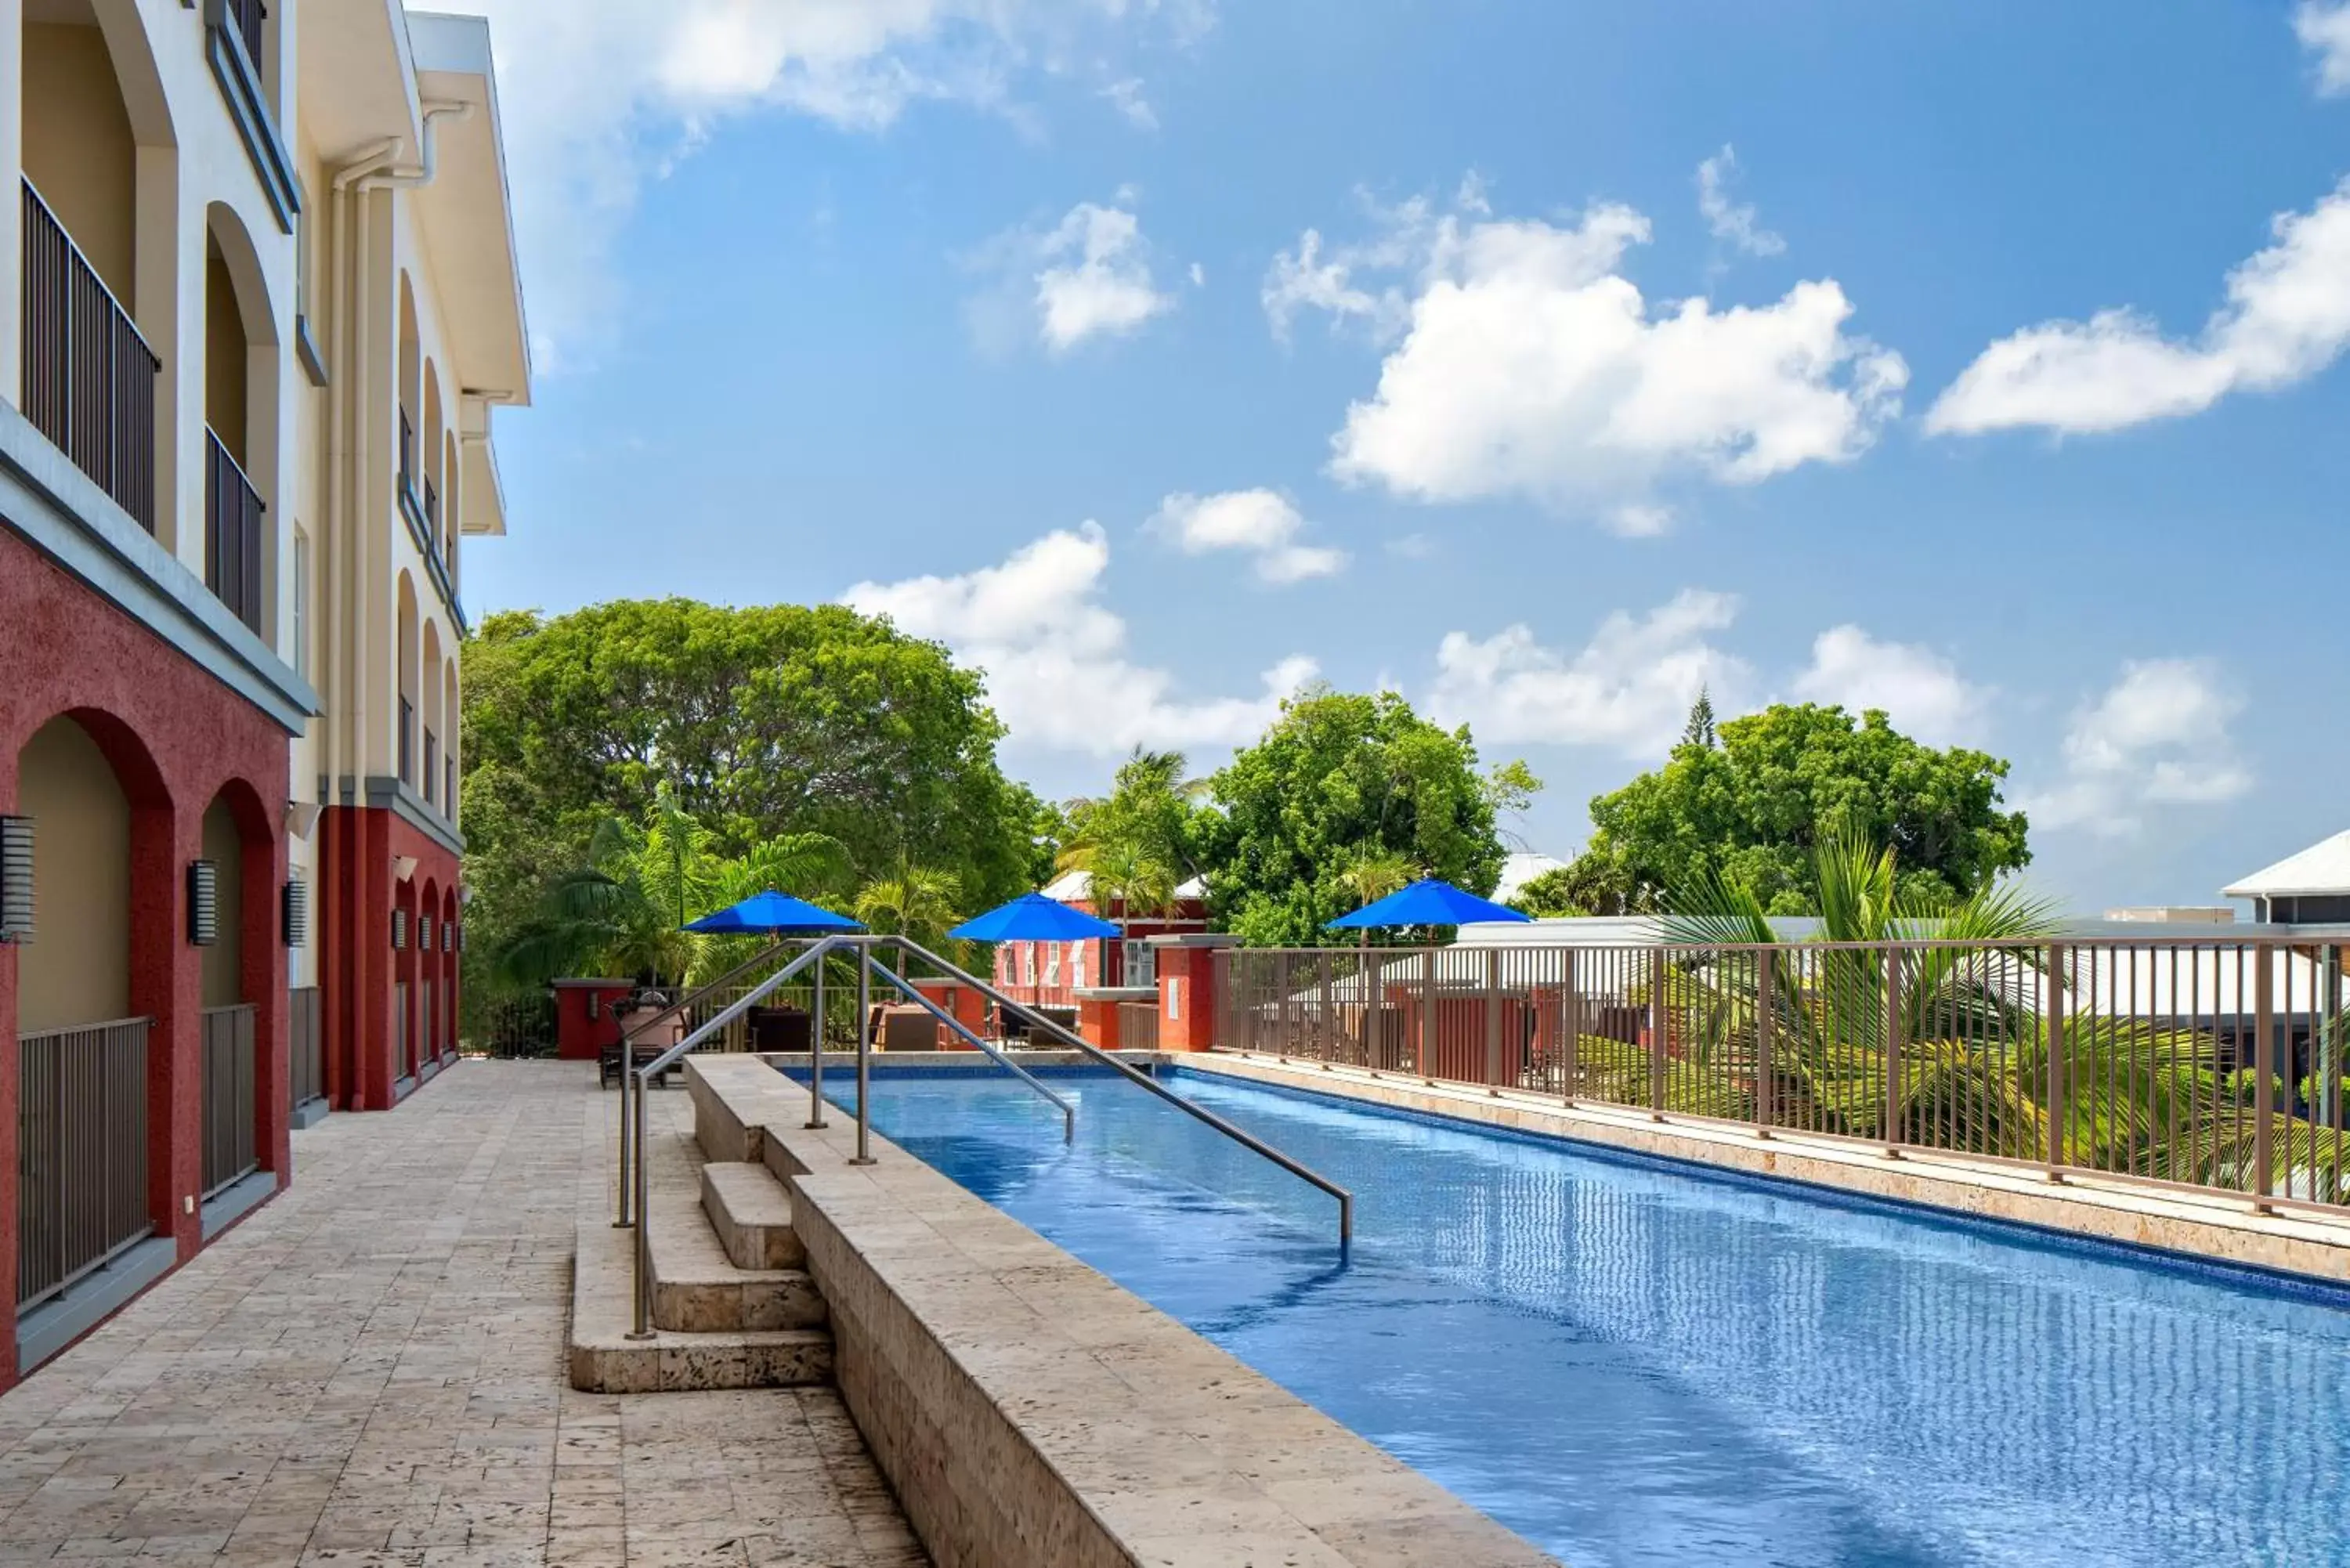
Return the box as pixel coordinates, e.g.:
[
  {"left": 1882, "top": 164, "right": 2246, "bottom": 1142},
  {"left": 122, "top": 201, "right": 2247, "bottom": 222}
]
[
  {"left": 398, "top": 695, "right": 415, "bottom": 784},
  {"left": 204, "top": 429, "right": 266, "bottom": 635},
  {"left": 422, "top": 476, "right": 439, "bottom": 546},
  {"left": 445, "top": 757, "right": 458, "bottom": 819},
  {"left": 17, "top": 1017, "right": 152, "bottom": 1310},
  {"left": 21, "top": 180, "right": 161, "bottom": 533},
  {"left": 289, "top": 986, "right": 324, "bottom": 1113},
  {"left": 220, "top": 0, "right": 266, "bottom": 66},
  {"left": 200, "top": 1004, "right": 258, "bottom": 1198},
  {"left": 423, "top": 729, "right": 439, "bottom": 804}
]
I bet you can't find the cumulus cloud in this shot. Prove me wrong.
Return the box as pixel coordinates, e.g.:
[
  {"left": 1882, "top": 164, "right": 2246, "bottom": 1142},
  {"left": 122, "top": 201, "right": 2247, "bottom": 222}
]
[
  {"left": 432, "top": 1, "right": 1206, "bottom": 364},
  {"left": 2021, "top": 659, "right": 2253, "bottom": 836},
  {"left": 1427, "top": 591, "right": 1750, "bottom": 757},
  {"left": 1697, "top": 145, "right": 1785, "bottom": 258},
  {"left": 841, "top": 523, "right": 1317, "bottom": 757},
  {"left": 970, "top": 197, "right": 1177, "bottom": 354},
  {"left": 1791, "top": 626, "right": 1989, "bottom": 747},
  {"left": 2299, "top": 2, "right": 2350, "bottom": 95},
  {"left": 1926, "top": 178, "right": 2350, "bottom": 435},
  {"left": 1273, "top": 188, "right": 1906, "bottom": 522},
  {"left": 1148, "top": 490, "right": 1347, "bottom": 583},
  {"left": 1098, "top": 77, "right": 1159, "bottom": 129}
]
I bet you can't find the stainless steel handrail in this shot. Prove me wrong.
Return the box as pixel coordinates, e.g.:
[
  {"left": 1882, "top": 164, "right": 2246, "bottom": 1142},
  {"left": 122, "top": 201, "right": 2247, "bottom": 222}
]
[
  {"left": 897, "top": 937, "right": 1353, "bottom": 1247},
  {"left": 866, "top": 958, "right": 1076, "bottom": 1141},
  {"left": 631, "top": 936, "right": 844, "bottom": 1337},
  {"left": 614, "top": 939, "right": 788, "bottom": 1226}
]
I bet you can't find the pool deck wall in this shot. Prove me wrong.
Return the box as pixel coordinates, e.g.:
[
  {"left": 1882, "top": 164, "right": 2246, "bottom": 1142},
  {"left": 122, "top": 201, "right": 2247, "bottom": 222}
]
[
  {"left": 1188, "top": 1050, "right": 2350, "bottom": 1286},
  {"left": 688, "top": 1055, "right": 1556, "bottom": 1568}
]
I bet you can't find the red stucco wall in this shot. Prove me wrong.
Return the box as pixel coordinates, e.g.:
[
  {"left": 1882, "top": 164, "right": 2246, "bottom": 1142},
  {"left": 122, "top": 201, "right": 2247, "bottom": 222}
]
[
  {"left": 0, "top": 525, "right": 293, "bottom": 1391},
  {"left": 319, "top": 804, "right": 461, "bottom": 1110}
]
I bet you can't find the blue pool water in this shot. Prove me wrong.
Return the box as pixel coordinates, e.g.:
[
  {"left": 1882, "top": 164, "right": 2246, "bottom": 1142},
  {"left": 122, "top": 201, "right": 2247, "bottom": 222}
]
[{"left": 785, "top": 1064, "right": 2350, "bottom": 1566}]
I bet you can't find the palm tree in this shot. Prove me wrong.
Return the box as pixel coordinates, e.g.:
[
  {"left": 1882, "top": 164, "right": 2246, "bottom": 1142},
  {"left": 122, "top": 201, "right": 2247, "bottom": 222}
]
[{"left": 851, "top": 861, "right": 965, "bottom": 948}]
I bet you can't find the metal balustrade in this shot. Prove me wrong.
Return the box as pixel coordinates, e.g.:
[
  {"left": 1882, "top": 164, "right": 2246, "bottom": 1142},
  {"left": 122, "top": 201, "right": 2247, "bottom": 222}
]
[
  {"left": 200, "top": 1004, "right": 258, "bottom": 1197},
  {"left": 204, "top": 430, "right": 266, "bottom": 634},
  {"left": 289, "top": 986, "right": 324, "bottom": 1111},
  {"left": 21, "top": 181, "right": 160, "bottom": 531},
  {"left": 17, "top": 1018, "right": 152, "bottom": 1310}
]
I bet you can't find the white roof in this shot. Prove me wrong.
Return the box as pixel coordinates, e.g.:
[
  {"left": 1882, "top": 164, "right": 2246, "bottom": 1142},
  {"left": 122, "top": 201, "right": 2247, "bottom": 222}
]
[
  {"left": 2223, "top": 830, "right": 2350, "bottom": 899},
  {"left": 1040, "top": 869, "right": 1206, "bottom": 902},
  {"left": 1493, "top": 852, "right": 1567, "bottom": 902}
]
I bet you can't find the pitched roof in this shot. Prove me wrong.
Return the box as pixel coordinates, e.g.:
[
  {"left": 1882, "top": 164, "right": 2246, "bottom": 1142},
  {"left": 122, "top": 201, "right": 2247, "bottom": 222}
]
[
  {"left": 2223, "top": 829, "right": 2350, "bottom": 898},
  {"left": 1041, "top": 869, "right": 1206, "bottom": 903}
]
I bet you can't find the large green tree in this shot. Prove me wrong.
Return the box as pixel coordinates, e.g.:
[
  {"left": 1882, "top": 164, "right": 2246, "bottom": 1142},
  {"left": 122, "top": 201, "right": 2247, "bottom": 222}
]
[
  {"left": 1198, "top": 688, "right": 1537, "bottom": 946},
  {"left": 461, "top": 599, "right": 1039, "bottom": 1001},
  {"left": 1564, "top": 702, "right": 2029, "bottom": 917}
]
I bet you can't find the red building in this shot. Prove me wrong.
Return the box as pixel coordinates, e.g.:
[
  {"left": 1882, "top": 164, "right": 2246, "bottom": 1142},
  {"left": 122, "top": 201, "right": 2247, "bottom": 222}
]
[{"left": 990, "top": 871, "right": 1212, "bottom": 1009}]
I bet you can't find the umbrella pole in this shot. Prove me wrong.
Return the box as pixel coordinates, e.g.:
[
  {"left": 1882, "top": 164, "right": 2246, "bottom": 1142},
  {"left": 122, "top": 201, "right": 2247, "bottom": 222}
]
[{"left": 807, "top": 939, "right": 828, "bottom": 1129}]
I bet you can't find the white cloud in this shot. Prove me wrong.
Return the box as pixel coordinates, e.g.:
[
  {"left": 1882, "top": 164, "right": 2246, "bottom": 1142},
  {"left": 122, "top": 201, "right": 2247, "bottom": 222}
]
[
  {"left": 1260, "top": 193, "right": 1441, "bottom": 344},
  {"left": 1148, "top": 490, "right": 1347, "bottom": 583},
  {"left": 1791, "top": 626, "right": 1988, "bottom": 746},
  {"left": 2021, "top": 659, "right": 2253, "bottom": 836},
  {"left": 1099, "top": 77, "right": 1159, "bottom": 129},
  {"left": 1927, "top": 178, "right": 2350, "bottom": 435},
  {"left": 1697, "top": 145, "right": 1785, "bottom": 258},
  {"left": 433, "top": 2, "right": 1206, "bottom": 366},
  {"left": 1280, "top": 189, "right": 1906, "bottom": 522},
  {"left": 1025, "top": 199, "right": 1178, "bottom": 352},
  {"left": 841, "top": 523, "right": 1317, "bottom": 756},
  {"left": 1428, "top": 591, "right": 1750, "bottom": 757},
  {"left": 2298, "top": 2, "right": 2350, "bottom": 95}
]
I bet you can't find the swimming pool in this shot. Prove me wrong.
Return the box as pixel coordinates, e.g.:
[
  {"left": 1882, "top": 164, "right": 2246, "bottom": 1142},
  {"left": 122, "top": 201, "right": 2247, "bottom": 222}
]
[{"left": 782, "top": 1062, "right": 2350, "bottom": 1566}]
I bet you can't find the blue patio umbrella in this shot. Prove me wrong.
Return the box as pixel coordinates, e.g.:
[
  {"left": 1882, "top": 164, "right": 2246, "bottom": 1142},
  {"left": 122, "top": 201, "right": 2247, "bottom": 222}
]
[
  {"left": 1326, "top": 878, "right": 1532, "bottom": 930},
  {"left": 947, "top": 892, "right": 1120, "bottom": 944},
  {"left": 682, "top": 890, "right": 863, "bottom": 934}
]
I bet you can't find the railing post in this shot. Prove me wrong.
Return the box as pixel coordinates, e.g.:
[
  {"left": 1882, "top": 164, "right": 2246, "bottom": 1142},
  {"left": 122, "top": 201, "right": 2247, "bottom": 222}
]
[
  {"left": 807, "top": 944, "right": 828, "bottom": 1129},
  {"left": 1484, "top": 947, "right": 1502, "bottom": 1092},
  {"left": 1754, "top": 951, "right": 1773, "bottom": 1139},
  {"left": 1883, "top": 946, "right": 1904, "bottom": 1158},
  {"left": 851, "top": 941, "right": 876, "bottom": 1166},
  {"left": 1649, "top": 949, "right": 1667, "bottom": 1119},
  {"left": 1561, "top": 948, "right": 1579, "bottom": 1105},
  {"left": 1318, "top": 952, "right": 1336, "bottom": 1068},
  {"left": 627, "top": 1063, "right": 653, "bottom": 1339},
  {"left": 2045, "top": 943, "right": 2067, "bottom": 1182},
  {"left": 1420, "top": 947, "right": 1437, "bottom": 1083},
  {"left": 2255, "top": 943, "right": 2276, "bottom": 1212}
]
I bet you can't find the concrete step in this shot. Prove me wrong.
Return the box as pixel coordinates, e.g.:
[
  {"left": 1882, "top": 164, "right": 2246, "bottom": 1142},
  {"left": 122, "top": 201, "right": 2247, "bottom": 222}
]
[
  {"left": 567, "top": 1209, "right": 833, "bottom": 1394},
  {"left": 700, "top": 1161, "right": 806, "bottom": 1270},
  {"left": 645, "top": 1187, "right": 828, "bottom": 1334}
]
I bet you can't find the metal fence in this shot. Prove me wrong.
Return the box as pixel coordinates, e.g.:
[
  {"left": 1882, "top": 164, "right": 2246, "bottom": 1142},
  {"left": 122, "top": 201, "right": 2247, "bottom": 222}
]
[
  {"left": 1119, "top": 1001, "right": 1160, "bottom": 1052},
  {"left": 1220, "top": 937, "right": 2350, "bottom": 1213},
  {"left": 201, "top": 1004, "right": 258, "bottom": 1198},
  {"left": 203, "top": 428, "right": 265, "bottom": 634},
  {"left": 472, "top": 990, "right": 557, "bottom": 1057},
  {"left": 22, "top": 179, "right": 160, "bottom": 531},
  {"left": 17, "top": 1018, "right": 151, "bottom": 1310},
  {"left": 289, "top": 986, "right": 324, "bottom": 1111}
]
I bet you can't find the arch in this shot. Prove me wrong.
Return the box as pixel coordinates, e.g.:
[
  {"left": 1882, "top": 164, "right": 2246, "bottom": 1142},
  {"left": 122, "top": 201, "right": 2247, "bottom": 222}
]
[
  {"left": 440, "top": 884, "right": 461, "bottom": 1059},
  {"left": 397, "top": 273, "right": 421, "bottom": 489},
  {"left": 441, "top": 428, "right": 462, "bottom": 576},
  {"left": 419, "top": 619, "right": 444, "bottom": 805},
  {"left": 396, "top": 571, "right": 419, "bottom": 786},
  {"left": 15, "top": 715, "right": 134, "bottom": 1034},
  {"left": 421, "top": 359, "right": 444, "bottom": 537},
  {"left": 196, "top": 777, "right": 271, "bottom": 1012},
  {"left": 442, "top": 658, "right": 461, "bottom": 820}
]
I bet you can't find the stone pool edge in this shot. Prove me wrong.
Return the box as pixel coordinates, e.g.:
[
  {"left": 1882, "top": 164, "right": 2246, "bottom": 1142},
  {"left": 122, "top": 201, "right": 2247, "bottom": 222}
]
[
  {"left": 1185, "top": 1050, "right": 2350, "bottom": 1287},
  {"left": 689, "top": 1055, "right": 1558, "bottom": 1568}
]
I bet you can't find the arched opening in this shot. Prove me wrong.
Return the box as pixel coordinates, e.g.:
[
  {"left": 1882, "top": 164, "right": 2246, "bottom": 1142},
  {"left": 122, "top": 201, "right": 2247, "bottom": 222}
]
[
  {"left": 442, "top": 659, "right": 461, "bottom": 823},
  {"left": 441, "top": 429, "right": 462, "bottom": 587},
  {"left": 396, "top": 273, "right": 420, "bottom": 503},
  {"left": 393, "top": 876, "right": 418, "bottom": 1083},
  {"left": 396, "top": 572, "right": 418, "bottom": 788},
  {"left": 197, "top": 782, "right": 270, "bottom": 1196},
  {"left": 421, "top": 360, "right": 443, "bottom": 547},
  {"left": 417, "top": 875, "right": 439, "bottom": 1071},
  {"left": 19, "top": 0, "right": 175, "bottom": 536},
  {"left": 441, "top": 886, "right": 461, "bottom": 1060},
  {"left": 13, "top": 710, "right": 172, "bottom": 1310},
  {"left": 202, "top": 204, "right": 277, "bottom": 637},
  {"left": 419, "top": 620, "right": 443, "bottom": 807}
]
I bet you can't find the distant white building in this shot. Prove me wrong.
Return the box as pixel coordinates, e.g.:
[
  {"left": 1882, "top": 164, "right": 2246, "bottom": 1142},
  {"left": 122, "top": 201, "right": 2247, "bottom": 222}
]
[
  {"left": 2224, "top": 831, "right": 2350, "bottom": 925},
  {"left": 1494, "top": 852, "right": 1567, "bottom": 903}
]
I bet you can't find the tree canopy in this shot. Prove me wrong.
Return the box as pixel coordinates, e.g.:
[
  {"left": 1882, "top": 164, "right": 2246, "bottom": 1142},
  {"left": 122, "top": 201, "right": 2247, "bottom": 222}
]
[
  {"left": 461, "top": 599, "right": 1039, "bottom": 993},
  {"left": 1198, "top": 688, "right": 1537, "bottom": 945},
  {"left": 1562, "top": 701, "right": 2030, "bottom": 917}
]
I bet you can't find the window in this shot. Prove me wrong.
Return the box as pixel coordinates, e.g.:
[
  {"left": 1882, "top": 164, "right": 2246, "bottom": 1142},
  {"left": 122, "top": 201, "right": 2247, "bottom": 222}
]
[
  {"left": 1021, "top": 946, "right": 1036, "bottom": 988},
  {"left": 293, "top": 176, "right": 326, "bottom": 385},
  {"left": 291, "top": 528, "right": 309, "bottom": 678},
  {"left": 1044, "top": 946, "right": 1060, "bottom": 987}
]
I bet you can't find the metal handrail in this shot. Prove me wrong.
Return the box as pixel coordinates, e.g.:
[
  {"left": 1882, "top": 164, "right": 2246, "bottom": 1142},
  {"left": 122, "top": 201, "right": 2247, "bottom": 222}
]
[
  {"left": 866, "top": 957, "right": 1076, "bottom": 1141},
  {"left": 630, "top": 937, "right": 844, "bottom": 1335},
  {"left": 897, "top": 937, "right": 1353, "bottom": 1247},
  {"left": 613, "top": 939, "right": 788, "bottom": 1226}
]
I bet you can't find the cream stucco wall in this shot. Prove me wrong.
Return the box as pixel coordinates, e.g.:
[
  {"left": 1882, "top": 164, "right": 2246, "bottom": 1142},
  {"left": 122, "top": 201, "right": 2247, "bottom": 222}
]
[{"left": 14, "top": 716, "right": 132, "bottom": 1034}]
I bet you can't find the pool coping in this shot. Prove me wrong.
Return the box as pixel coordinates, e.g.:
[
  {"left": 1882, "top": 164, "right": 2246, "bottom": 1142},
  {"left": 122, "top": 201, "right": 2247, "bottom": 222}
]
[
  {"left": 1183, "top": 1050, "right": 2350, "bottom": 1292},
  {"left": 689, "top": 1055, "right": 1557, "bottom": 1568}
]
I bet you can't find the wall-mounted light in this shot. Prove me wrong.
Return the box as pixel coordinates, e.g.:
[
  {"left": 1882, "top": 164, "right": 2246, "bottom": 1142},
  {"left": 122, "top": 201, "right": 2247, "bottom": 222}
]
[
  {"left": 1, "top": 816, "right": 33, "bottom": 943},
  {"left": 188, "top": 861, "right": 220, "bottom": 946},
  {"left": 391, "top": 908, "right": 408, "bottom": 949},
  {"left": 393, "top": 854, "right": 419, "bottom": 883},
  {"left": 286, "top": 800, "right": 322, "bottom": 840},
  {"left": 283, "top": 878, "right": 309, "bottom": 948}
]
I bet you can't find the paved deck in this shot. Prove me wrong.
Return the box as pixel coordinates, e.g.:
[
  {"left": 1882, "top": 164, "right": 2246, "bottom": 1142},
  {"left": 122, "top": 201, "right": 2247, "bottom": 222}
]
[{"left": 0, "top": 1060, "right": 926, "bottom": 1568}]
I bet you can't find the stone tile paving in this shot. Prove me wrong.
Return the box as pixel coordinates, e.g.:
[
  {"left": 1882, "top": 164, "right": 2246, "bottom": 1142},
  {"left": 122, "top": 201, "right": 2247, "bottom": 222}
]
[{"left": 0, "top": 1061, "right": 926, "bottom": 1568}]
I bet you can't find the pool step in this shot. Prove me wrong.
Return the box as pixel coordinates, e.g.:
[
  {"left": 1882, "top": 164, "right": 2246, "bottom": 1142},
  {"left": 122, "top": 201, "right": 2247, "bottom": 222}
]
[
  {"left": 646, "top": 1183, "right": 827, "bottom": 1333},
  {"left": 566, "top": 1205, "right": 833, "bottom": 1394},
  {"left": 700, "top": 1161, "right": 806, "bottom": 1270}
]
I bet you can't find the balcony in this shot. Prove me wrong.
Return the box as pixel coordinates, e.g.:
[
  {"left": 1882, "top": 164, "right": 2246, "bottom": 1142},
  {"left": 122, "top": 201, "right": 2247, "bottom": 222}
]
[
  {"left": 396, "top": 412, "right": 468, "bottom": 633},
  {"left": 204, "top": 430, "right": 266, "bottom": 636},
  {"left": 423, "top": 728, "right": 439, "bottom": 806},
  {"left": 399, "top": 695, "right": 415, "bottom": 786},
  {"left": 20, "top": 181, "right": 161, "bottom": 533}
]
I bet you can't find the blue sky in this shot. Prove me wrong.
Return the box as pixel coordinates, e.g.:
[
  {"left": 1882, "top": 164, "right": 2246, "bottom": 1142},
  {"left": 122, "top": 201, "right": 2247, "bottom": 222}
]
[{"left": 450, "top": 0, "right": 2350, "bottom": 913}]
